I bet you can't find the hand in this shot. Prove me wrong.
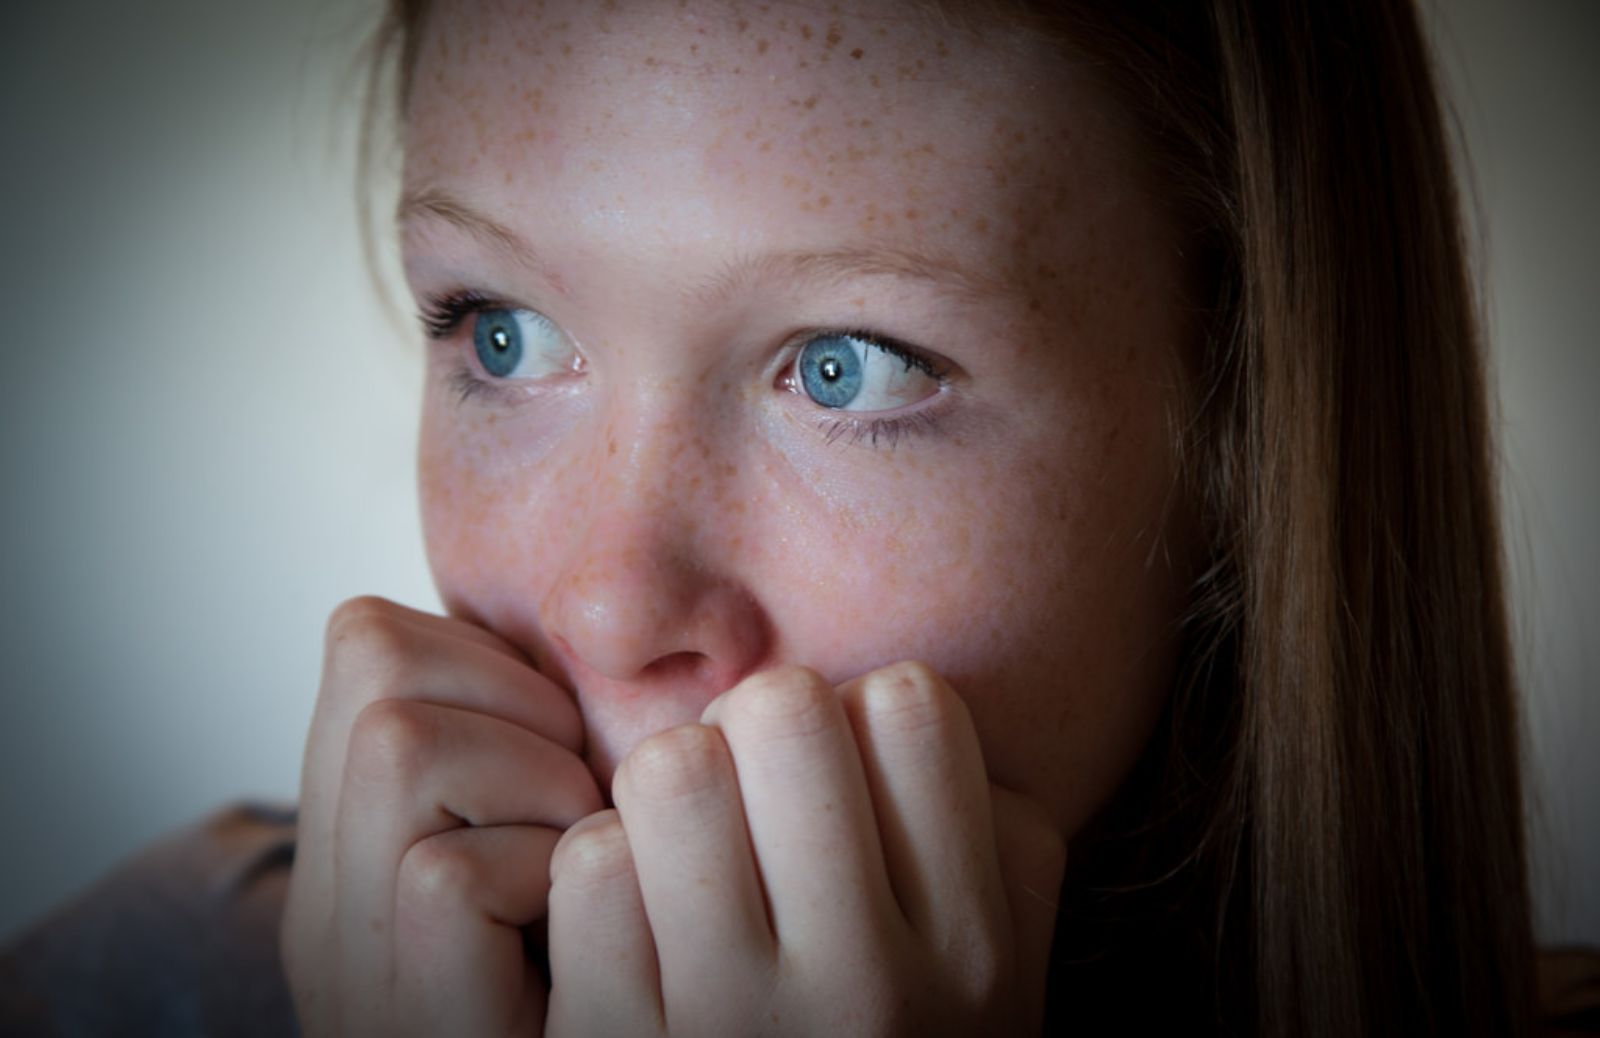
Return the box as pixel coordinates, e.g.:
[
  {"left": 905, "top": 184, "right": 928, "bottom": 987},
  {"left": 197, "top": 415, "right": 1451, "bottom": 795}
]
[
  {"left": 281, "top": 596, "right": 603, "bottom": 1037},
  {"left": 543, "top": 662, "right": 1067, "bottom": 1036}
]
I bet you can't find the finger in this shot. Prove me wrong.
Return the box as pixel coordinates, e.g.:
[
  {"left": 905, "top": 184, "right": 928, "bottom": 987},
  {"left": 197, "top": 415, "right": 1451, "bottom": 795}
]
[
  {"left": 292, "top": 597, "right": 583, "bottom": 961},
  {"left": 313, "top": 596, "right": 584, "bottom": 773},
  {"left": 547, "top": 811, "right": 663, "bottom": 1037},
  {"left": 700, "top": 666, "right": 897, "bottom": 952},
  {"left": 989, "top": 784, "right": 1068, "bottom": 1031},
  {"left": 837, "top": 662, "right": 1009, "bottom": 954},
  {"left": 354, "top": 594, "right": 537, "bottom": 667},
  {"left": 394, "top": 824, "right": 562, "bottom": 1036},
  {"left": 611, "top": 724, "right": 774, "bottom": 1025},
  {"left": 335, "top": 700, "right": 602, "bottom": 1023}
]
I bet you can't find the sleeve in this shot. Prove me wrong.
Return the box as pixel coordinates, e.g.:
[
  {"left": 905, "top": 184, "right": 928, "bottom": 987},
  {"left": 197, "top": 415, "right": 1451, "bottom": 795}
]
[{"left": 0, "top": 802, "right": 300, "bottom": 1038}]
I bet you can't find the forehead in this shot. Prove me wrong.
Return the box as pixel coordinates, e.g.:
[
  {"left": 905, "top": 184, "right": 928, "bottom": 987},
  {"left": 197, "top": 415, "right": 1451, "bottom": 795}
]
[{"left": 404, "top": 1, "right": 1142, "bottom": 272}]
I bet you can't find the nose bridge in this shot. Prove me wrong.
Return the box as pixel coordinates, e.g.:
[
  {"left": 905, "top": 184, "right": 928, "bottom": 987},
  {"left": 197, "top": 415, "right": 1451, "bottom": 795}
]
[
  {"left": 587, "top": 380, "right": 728, "bottom": 547},
  {"left": 540, "top": 378, "right": 766, "bottom": 687}
]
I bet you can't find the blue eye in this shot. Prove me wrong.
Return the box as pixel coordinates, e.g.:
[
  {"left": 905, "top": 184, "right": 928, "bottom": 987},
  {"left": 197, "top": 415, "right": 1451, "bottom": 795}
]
[
  {"left": 458, "top": 306, "right": 572, "bottom": 380},
  {"left": 795, "top": 332, "right": 942, "bottom": 412},
  {"left": 473, "top": 309, "right": 523, "bottom": 377},
  {"left": 798, "top": 335, "right": 863, "bottom": 407}
]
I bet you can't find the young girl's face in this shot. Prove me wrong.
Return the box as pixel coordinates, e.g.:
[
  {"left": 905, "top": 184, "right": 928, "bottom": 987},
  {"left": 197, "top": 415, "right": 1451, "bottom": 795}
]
[{"left": 406, "top": 0, "right": 1193, "bottom": 839}]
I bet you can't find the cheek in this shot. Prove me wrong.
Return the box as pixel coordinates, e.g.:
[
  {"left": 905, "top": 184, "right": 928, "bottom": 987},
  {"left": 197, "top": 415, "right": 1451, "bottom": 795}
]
[
  {"left": 752, "top": 420, "right": 1184, "bottom": 835},
  {"left": 417, "top": 392, "right": 566, "bottom": 603}
]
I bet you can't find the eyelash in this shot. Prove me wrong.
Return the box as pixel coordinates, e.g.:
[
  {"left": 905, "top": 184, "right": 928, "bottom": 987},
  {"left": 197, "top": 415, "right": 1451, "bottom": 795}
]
[
  {"left": 419, "top": 289, "right": 497, "bottom": 339},
  {"left": 416, "top": 290, "right": 951, "bottom": 447},
  {"left": 419, "top": 290, "right": 532, "bottom": 406}
]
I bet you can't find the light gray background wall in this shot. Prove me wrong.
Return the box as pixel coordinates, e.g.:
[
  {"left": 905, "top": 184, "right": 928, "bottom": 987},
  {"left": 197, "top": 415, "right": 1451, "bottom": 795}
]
[{"left": 0, "top": 0, "right": 1594, "bottom": 950}]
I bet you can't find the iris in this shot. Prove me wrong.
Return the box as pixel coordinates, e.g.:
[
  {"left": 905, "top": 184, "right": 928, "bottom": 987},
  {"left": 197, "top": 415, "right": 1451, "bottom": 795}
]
[
  {"left": 799, "top": 335, "right": 865, "bottom": 408},
  {"left": 473, "top": 309, "right": 524, "bottom": 378}
]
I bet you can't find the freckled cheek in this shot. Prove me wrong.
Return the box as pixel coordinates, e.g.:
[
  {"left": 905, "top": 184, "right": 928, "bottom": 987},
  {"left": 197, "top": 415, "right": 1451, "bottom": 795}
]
[
  {"left": 753, "top": 459, "right": 1051, "bottom": 676},
  {"left": 764, "top": 453, "right": 1179, "bottom": 830},
  {"left": 417, "top": 402, "right": 584, "bottom": 607}
]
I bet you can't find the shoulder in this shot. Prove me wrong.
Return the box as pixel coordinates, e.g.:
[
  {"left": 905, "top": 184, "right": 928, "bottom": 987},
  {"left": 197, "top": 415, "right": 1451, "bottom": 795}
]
[{"left": 0, "top": 802, "right": 299, "bottom": 1038}]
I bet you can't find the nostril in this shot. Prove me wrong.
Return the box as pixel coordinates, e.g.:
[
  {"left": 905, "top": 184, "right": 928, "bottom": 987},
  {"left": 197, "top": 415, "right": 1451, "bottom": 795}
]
[{"left": 640, "top": 650, "right": 712, "bottom": 684}]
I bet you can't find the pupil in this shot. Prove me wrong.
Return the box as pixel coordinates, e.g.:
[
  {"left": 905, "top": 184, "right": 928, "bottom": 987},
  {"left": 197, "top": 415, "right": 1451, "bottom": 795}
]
[
  {"left": 492, "top": 329, "right": 511, "bottom": 352},
  {"left": 820, "top": 357, "right": 842, "bottom": 382}
]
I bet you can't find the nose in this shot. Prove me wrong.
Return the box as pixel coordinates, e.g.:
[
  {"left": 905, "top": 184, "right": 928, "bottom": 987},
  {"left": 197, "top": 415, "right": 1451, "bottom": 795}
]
[{"left": 539, "top": 402, "right": 773, "bottom": 700}]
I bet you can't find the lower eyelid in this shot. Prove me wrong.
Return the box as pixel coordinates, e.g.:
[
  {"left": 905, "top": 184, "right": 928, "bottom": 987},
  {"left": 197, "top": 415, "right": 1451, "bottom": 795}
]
[{"left": 816, "top": 409, "right": 944, "bottom": 449}]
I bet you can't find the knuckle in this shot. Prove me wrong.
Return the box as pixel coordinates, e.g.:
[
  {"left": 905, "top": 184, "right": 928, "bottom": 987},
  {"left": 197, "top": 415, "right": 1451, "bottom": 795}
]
[
  {"left": 398, "top": 835, "right": 480, "bottom": 909},
  {"left": 618, "top": 724, "right": 728, "bottom": 804},
  {"left": 346, "top": 698, "right": 438, "bottom": 783},
  {"left": 855, "top": 660, "right": 963, "bottom": 736},
  {"left": 323, "top": 596, "right": 417, "bottom": 683},
  {"left": 325, "top": 594, "right": 395, "bottom": 643},
  {"left": 721, "top": 664, "right": 837, "bottom": 740},
  {"left": 553, "top": 815, "right": 633, "bottom": 889}
]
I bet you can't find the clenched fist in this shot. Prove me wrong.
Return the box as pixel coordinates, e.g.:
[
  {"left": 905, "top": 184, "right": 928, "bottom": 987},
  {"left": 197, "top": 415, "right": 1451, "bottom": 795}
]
[{"left": 282, "top": 599, "right": 1066, "bottom": 1036}]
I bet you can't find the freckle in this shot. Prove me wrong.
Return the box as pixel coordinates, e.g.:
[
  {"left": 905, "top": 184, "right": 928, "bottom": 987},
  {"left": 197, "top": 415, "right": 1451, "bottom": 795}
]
[
  {"left": 737, "top": 18, "right": 748, "bottom": 31},
  {"left": 690, "top": 42, "right": 699, "bottom": 55},
  {"left": 759, "top": 140, "right": 772, "bottom": 151},
  {"left": 904, "top": 208, "right": 919, "bottom": 220},
  {"left": 817, "top": 194, "right": 831, "bottom": 208},
  {"left": 801, "top": 23, "right": 814, "bottom": 40},
  {"left": 850, "top": 47, "right": 863, "bottom": 59},
  {"left": 868, "top": 73, "right": 880, "bottom": 88},
  {"left": 936, "top": 40, "right": 950, "bottom": 58},
  {"left": 561, "top": 41, "right": 572, "bottom": 55},
  {"left": 974, "top": 215, "right": 990, "bottom": 233},
  {"left": 825, "top": 23, "right": 842, "bottom": 48},
  {"left": 803, "top": 95, "right": 817, "bottom": 109},
  {"left": 757, "top": 38, "right": 769, "bottom": 54}
]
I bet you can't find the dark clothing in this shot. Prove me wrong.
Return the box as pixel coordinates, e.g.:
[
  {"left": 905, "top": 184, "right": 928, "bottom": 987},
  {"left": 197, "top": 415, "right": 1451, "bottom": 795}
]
[{"left": 0, "top": 803, "right": 299, "bottom": 1038}]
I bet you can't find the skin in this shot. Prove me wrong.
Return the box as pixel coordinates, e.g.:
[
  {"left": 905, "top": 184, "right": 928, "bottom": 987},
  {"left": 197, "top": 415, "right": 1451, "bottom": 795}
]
[{"left": 281, "top": 1, "right": 1196, "bottom": 1034}]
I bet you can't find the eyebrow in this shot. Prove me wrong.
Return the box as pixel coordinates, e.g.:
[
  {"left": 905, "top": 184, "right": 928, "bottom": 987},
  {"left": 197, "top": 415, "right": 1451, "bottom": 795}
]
[
  {"left": 398, "top": 186, "right": 1019, "bottom": 307},
  {"left": 399, "top": 187, "right": 554, "bottom": 280}
]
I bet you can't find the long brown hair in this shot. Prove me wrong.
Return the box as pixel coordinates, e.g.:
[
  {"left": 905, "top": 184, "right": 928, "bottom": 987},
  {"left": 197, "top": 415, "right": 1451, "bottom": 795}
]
[
  {"left": 371, "top": 2, "right": 1536, "bottom": 1034},
  {"left": 1026, "top": 3, "right": 1536, "bottom": 1035}
]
